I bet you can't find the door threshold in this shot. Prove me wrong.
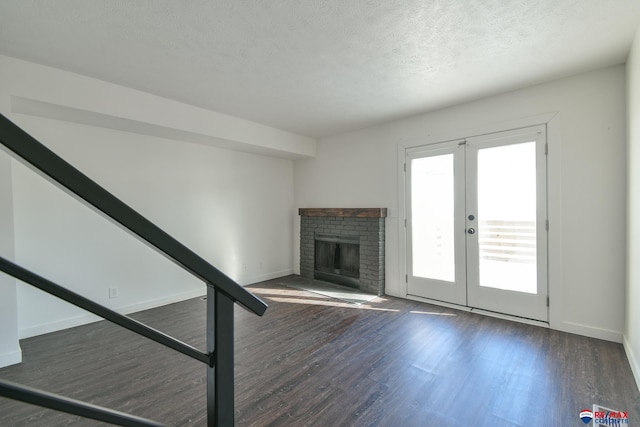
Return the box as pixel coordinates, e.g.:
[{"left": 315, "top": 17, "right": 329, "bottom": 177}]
[
  {"left": 406, "top": 294, "right": 549, "bottom": 329},
  {"left": 469, "top": 308, "right": 549, "bottom": 329},
  {"left": 406, "top": 294, "right": 472, "bottom": 313}
]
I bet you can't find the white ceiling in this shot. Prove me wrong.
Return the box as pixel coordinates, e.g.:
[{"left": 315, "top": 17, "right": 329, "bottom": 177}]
[{"left": 1, "top": 1, "right": 640, "bottom": 139}]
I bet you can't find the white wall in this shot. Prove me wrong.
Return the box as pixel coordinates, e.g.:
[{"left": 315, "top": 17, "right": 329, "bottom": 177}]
[
  {"left": 295, "top": 65, "right": 628, "bottom": 342},
  {"left": 11, "top": 116, "right": 295, "bottom": 338},
  {"left": 0, "top": 55, "right": 302, "bottom": 352},
  {"left": 625, "top": 26, "right": 640, "bottom": 389}
]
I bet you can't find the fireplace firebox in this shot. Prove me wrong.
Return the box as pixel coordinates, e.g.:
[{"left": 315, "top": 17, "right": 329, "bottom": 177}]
[{"left": 314, "top": 234, "right": 360, "bottom": 288}]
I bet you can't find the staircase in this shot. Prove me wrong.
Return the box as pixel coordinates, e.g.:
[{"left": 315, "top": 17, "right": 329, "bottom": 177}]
[{"left": 0, "top": 113, "right": 267, "bottom": 426}]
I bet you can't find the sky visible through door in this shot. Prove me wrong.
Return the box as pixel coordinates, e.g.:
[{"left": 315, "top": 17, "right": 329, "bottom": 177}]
[
  {"left": 411, "top": 153, "right": 455, "bottom": 283},
  {"left": 477, "top": 142, "right": 537, "bottom": 294}
]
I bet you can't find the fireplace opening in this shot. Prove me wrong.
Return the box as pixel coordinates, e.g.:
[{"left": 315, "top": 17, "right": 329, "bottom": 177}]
[{"left": 314, "top": 234, "right": 360, "bottom": 288}]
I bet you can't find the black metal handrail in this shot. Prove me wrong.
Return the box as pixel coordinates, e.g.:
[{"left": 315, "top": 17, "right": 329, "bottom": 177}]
[
  {"left": 0, "top": 380, "right": 168, "bottom": 427},
  {"left": 0, "top": 113, "right": 268, "bottom": 426},
  {"left": 0, "top": 257, "right": 210, "bottom": 365}
]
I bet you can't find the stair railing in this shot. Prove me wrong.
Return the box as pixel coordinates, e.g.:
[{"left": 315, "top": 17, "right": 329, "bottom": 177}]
[{"left": 0, "top": 113, "right": 267, "bottom": 426}]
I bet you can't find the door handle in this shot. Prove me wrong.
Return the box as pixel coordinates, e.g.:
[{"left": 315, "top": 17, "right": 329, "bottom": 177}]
[{"left": 467, "top": 228, "right": 476, "bottom": 234}]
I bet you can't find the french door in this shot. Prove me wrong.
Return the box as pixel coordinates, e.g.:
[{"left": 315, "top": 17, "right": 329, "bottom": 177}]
[{"left": 406, "top": 125, "right": 548, "bottom": 321}]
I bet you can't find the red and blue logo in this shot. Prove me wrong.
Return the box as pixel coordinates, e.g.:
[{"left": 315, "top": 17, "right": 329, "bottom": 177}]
[
  {"left": 580, "top": 409, "right": 594, "bottom": 424},
  {"left": 580, "top": 406, "right": 629, "bottom": 425}
]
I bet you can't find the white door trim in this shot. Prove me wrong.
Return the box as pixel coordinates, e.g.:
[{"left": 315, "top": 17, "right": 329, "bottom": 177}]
[{"left": 397, "top": 113, "right": 558, "bottom": 325}]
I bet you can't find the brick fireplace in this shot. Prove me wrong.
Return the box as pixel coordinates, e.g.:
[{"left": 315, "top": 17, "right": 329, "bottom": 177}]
[{"left": 299, "top": 208, "right": 386, "bottom": 296}]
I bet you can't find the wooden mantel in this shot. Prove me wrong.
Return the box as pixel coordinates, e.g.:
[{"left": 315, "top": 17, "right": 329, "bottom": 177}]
[{"left": 298, "top": 208, "right": 387, "bottom": 218}]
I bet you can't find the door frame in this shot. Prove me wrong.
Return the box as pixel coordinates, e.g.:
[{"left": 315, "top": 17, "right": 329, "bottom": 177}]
[{"left": 397, "top": 113, "right": 559, "bottom": 326}]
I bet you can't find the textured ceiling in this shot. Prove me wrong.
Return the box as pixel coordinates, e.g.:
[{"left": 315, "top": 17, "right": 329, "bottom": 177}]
[{"left": 1, "top": 0, "right": 640, "bottom": 138}]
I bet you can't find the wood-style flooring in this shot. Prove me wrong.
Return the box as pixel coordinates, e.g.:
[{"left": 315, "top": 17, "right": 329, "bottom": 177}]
[{"left": 1, "top": 276, "right": 638, "bottom": 426}]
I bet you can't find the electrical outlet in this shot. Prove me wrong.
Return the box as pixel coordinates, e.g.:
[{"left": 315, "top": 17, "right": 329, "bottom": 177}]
[{"left": 109, "top": 287, "right": 119, "bottom": 299}]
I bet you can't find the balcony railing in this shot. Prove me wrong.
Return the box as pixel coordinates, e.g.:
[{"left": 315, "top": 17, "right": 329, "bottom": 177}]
[{"left": 478, "top": 220, "right": 537, "bottom": 264}]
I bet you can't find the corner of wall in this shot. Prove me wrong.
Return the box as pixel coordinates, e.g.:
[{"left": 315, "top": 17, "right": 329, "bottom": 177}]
[
  {"left": 624, "top": 23, "right": 640, "bottom": 392},
  {"left": 0, "top": 349, "right": 22, "bottom": 368}
]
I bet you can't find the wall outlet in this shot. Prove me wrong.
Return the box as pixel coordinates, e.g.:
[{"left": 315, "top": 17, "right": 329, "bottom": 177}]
[{"left": 109, "top": 287, "right": 119, "bottom": 299}]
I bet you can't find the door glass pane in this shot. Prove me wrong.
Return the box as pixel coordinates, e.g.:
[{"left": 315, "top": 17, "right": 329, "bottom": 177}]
[
  {"left": 411, "top": 154, "right": 455, "bottom": 282},
  {"left": 477, "top": 142, "right": 537, "bottom": 293}
]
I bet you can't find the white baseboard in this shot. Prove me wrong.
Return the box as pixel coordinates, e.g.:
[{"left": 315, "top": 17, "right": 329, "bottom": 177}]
[
  {"left": 240, "top": 269, "right": 293, "bottom": 286},
  {"left": 406, "top": 295, "right": 628, "bottom": 338},
  {"left": 19, "top": 287, "right": 206, "bottom": 339},
  {"left": 0, "top": 348, "right": 22, "bottom": 368},
  {"left": 560, "top": 321, "right": 623, "bottom": 343},
  {"left": 623, "top": 335, "right": 640, "bottom": 391},
  {"left": 17, "top": 270, "right": 293, "bottom": 340},
  {"left": 118, "top": 287, "right": 206, "bottom": 316},
  {"left": 19, "top": 312, "right": 102, "bottom": 339}
]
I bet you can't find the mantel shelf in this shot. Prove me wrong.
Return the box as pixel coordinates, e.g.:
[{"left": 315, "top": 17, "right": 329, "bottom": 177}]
[{"left": 298, "top": 208, "right": 387, "bottom": 218}]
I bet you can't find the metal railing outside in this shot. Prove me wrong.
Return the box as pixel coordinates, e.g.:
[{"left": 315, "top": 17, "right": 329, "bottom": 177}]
[{"left": 478, "top": 220, "right": 536, "bottom": 264}]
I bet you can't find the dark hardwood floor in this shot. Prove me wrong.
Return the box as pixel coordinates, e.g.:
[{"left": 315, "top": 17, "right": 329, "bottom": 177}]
[{"left": 1, "top": 276, "right": 638, "bottom": 426}]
